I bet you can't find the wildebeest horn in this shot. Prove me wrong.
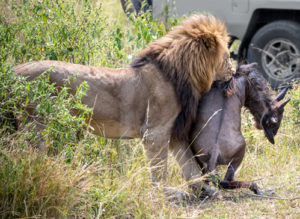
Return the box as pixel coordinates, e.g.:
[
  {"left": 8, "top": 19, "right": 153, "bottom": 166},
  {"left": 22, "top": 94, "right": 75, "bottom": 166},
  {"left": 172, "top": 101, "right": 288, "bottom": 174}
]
[
  {"left": 276, "top": 87, "right": 288, "bottom": 101},
  {"left": 262, "top": 114, "right": 275, "bottom": 144},
  {"left": 279, "top": 98, "right": 291, "bottom": 110}
]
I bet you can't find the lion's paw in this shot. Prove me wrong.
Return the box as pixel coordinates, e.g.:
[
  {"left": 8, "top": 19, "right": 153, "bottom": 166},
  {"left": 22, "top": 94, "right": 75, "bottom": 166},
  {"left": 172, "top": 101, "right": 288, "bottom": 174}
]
[
  {"left": 164, "top": 188, "right": 190, "bottom": 203},
  {"left": 199, "top": 185, "right": 220, "bottom": 200},
  {"left": 190, "top": 183, "right": 220, "bottom": 200}
]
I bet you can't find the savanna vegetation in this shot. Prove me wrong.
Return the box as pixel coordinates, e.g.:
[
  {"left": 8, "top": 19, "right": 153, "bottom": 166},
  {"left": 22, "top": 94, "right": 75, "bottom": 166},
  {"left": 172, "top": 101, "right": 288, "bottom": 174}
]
[{"left": 0, "top": 0, "right": 299, "bottom": 218}]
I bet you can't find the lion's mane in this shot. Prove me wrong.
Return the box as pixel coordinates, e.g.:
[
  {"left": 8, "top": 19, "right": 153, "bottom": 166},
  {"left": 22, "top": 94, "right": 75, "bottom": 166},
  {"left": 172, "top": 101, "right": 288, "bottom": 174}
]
[{"left": 131, "top": 15, "right": 230, "bottom": 140}]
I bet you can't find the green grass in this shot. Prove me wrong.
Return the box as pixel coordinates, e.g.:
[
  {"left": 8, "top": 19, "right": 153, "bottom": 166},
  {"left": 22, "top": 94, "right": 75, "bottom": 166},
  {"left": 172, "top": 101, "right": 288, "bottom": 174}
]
[{"left": 0, "top": 0, "right": 299, "bottom": 218}]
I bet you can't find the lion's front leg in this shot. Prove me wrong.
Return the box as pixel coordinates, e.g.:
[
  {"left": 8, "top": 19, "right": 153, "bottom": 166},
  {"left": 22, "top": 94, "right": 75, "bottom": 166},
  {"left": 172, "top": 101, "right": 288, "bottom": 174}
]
[
  {"left": 141, "top": 88, "right": 180, "bottom": 184},
  {"left": 169, "top": 139, "right": 202, "bottom": 182},
  {"left": 142, "top": 128, "right": 170, "bottom": 182},
  {"left": 170, "top": 139, "right": 218, "bottom": 199}
]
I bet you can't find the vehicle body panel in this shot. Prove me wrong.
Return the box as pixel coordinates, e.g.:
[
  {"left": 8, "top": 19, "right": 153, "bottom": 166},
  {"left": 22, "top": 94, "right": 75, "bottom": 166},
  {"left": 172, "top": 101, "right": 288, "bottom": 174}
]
[{"left": 152, "top": 0, "right": 300, "bottom": 40}]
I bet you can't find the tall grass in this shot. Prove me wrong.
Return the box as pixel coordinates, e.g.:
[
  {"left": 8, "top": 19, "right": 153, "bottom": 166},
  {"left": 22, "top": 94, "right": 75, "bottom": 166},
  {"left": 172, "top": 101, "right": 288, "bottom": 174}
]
[{"left": 0, "top": 0, "right": 299, "bottom": 218}]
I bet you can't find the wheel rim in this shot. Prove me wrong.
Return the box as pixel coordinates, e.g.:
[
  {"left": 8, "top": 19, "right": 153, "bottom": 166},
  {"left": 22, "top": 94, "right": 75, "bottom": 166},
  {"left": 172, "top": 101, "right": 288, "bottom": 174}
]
[{"left": 261, "top": 38, "right": 300, "bottom": 81}]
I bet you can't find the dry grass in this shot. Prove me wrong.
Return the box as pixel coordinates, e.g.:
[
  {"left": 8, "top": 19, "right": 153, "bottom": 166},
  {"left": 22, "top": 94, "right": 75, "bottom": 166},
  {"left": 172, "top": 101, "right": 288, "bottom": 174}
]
[{"left": 0, "top": 0, "right": 299, "bottom": 218}]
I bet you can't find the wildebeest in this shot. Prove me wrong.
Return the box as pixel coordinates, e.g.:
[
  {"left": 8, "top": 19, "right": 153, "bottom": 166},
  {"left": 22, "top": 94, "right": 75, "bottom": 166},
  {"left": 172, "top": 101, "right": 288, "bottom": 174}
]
[{"left": 170, "top": 64, "right": 290, "bottom": 197}]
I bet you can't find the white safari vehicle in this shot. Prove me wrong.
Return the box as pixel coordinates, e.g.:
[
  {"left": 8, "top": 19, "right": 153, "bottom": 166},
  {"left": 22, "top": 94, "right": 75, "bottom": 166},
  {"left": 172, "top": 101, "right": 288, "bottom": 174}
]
[{"left": 121, "top": 0, "right": 300, "bottom": 88}]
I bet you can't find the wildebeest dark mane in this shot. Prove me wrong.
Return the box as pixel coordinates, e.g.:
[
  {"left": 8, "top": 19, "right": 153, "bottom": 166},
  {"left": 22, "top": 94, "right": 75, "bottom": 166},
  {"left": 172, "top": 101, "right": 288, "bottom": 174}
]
[
  {"left": 212, "top": 64, "right": 275, "bottom": 129},
  {"left": 211, "top": 76, "right": 237, "bottom": 97}
]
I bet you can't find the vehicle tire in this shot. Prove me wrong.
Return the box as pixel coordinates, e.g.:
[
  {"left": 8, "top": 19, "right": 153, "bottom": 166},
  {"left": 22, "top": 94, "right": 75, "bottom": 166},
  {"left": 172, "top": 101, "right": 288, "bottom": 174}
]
[
  {"left": 120, "top": 0, "right": 152, "bottom": 15},
  {"left": 247, "top": 20, "right": 300, "bottom": 89}
]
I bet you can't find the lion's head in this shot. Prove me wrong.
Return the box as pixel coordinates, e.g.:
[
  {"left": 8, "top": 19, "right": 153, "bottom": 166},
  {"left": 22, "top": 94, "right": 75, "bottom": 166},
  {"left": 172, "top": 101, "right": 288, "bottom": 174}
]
[{"left": 131, "top": 14, "right": 232, "bottom": 140}]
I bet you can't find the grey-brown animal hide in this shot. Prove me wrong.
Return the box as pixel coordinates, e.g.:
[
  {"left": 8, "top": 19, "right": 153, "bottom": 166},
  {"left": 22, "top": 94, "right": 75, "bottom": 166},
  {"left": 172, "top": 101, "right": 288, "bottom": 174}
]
[{"left": 170, "top": 64, "right": 290, "bottom": 196}]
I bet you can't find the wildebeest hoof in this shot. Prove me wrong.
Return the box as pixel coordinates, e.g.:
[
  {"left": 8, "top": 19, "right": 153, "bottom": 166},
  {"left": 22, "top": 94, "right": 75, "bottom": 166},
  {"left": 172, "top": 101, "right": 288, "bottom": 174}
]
[
  {"left": 255, "top": 190, "right": 264, "bottom": 196},
  {"left": 252, "top": 188, "right": 264, "bottom": 196},
  {"left": 250, "top": 183, "right": 263, "bottom": 196},
  {"left": 164, "top": 188, "right": 190, "bottom": 203}
]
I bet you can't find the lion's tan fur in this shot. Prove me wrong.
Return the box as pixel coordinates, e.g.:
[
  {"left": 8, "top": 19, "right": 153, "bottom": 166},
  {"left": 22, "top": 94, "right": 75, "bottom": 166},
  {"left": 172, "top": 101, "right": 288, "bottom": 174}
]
[
  {"left": 14, "top": 15, "right": 232, "bottom": 192},
  {"left": 133, "top": 15, "right": 230, "bottom": 96},
  {"left": 132, "top": 14, "right": 232, "bottom": 140}
]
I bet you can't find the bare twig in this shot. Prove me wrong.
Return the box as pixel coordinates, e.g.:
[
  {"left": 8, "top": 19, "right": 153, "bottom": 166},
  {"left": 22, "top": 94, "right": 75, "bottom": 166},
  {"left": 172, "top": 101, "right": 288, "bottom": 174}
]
[
  {"left": 197, "top": 195, "right": 209, "bottom": 209},
  {"left": 0, "top": 115, "right": 16, "bottom": 120},
  {"left": 263, "top": 185, "right": 286, "bottom": 192},
  {"left": 189, "top": 109, "right": 222, "bottom": 146},
  {"left": 241, "top": 191, "right": 300, "bottom": 201}
]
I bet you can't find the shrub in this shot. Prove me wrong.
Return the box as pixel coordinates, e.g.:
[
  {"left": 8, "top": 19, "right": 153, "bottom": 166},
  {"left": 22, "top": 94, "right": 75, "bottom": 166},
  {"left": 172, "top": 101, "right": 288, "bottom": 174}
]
[{"left": 0, "top": 0, "right": 299, "bottom": 218}]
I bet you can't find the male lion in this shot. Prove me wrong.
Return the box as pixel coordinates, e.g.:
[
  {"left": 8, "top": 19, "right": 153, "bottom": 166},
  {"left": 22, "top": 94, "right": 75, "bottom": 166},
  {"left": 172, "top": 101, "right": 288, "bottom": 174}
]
[{"left": 14, "top": 15, "right": 233, "bottom": 194}]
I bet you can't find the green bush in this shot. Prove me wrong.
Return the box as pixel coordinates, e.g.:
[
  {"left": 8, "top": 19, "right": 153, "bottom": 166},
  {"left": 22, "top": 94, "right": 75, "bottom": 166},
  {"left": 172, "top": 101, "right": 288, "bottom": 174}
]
[
  {"left": 0, "top": 65, "right": 91, "bottom": 151},
  {"left": 0, "top": 0, "right": 299, "bottom": 218},
  {"left": 0, "top": 0, "right": 171, "bottom": 67},
  {"left": 0, "top": 1, "right": 170, "bottom": 217},
  {"left": 1, "top": 0, "right": 106, "bottom": 65}
]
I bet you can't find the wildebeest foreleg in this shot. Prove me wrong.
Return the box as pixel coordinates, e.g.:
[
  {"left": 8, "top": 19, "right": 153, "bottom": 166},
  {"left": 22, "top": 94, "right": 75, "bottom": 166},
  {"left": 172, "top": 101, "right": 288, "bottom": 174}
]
[
  {"left": 220, "top": 163, "right": 263, "bottom": 195},
  {"left": 219, "top": 180, "right": 262, "bottom": 195}
]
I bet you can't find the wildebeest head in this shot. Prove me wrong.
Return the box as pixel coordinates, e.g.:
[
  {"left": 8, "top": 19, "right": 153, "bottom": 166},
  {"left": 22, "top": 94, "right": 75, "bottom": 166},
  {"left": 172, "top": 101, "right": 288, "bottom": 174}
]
[
  {"left": 237, "top": 63, "right": 290, "bottom": 144},
  {"left": 261, "top": 86, "right": 291, "bottom": 144}
]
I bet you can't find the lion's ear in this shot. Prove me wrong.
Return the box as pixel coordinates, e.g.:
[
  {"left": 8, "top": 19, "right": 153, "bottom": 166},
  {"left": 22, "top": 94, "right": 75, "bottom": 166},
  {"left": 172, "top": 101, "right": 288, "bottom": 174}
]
[
  {"left": 198, "top": 33, "right": 218, "bottom": 51},
  {"left": 131, "top": 57, "right": 149, "bottom": 67}
]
